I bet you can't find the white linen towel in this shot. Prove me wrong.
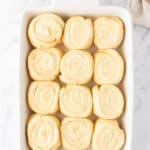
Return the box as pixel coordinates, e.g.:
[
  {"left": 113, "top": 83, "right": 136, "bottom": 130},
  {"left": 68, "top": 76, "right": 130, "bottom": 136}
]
[{"left": 128, "top": 0, "right": 150, "bottom": 27}]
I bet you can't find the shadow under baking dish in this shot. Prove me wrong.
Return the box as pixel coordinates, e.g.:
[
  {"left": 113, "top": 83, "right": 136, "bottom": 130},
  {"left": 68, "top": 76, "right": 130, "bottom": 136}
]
[{"left": 20, "top": 7, "right": 134, "bottom": 150}]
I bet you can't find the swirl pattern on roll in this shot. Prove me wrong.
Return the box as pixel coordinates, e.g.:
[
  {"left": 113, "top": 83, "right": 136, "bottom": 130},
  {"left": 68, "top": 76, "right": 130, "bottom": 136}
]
[
  {"left": 60, "top": 50, "right": 93, "bottom": 84},
  {"left": 94, "top": 16, "right": 124, "bottom": 49},
  {"left": 92, "top": 119, "right": 125, "bottom": 150},
  {"left": 60, "top": 85, "right": 92, "bottom": 117},
  {"left": 94, "top": 49, "right": 124, "bottom": 84},
  {"left": 27, "top": 114, "right": 60, "bottom": 150},
  {"left": 92, "top": 85, "right": 124, "bottom": 119},
  {"left": 63, "top": 16, "right": 93, "bottom": 49},
  {"left": 28, "top": 48, "right": 62, "bottom": 80},
  {"left": 28, "top": 81, "right": 60, "bottom": 114},
  {"left": 61, "top": 117, "right": 93, "bottom": 150},
  {"left": 28, "top": 13, "right": 65, "bottom": 48}
]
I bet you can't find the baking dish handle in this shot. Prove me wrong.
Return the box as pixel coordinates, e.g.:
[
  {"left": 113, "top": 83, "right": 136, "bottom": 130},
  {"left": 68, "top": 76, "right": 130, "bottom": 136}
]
[
  {"left": 26, "top": 0, "right": 52, "bottom": 11},
  {"left": 51, "top": 0, "right": 100, "bottom": 10},
  {"left": 26, "top": 0, "right": 100, "bottom": 11}
]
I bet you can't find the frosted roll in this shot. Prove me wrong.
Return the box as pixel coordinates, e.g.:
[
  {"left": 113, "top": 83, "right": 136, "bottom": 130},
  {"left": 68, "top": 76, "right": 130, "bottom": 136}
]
[
  {"left": 92, "top": 119, "right": 125, "bottom": 150},
  {"left": 28, "top": 81, "right": 60, "bottom": 114},
  {"left": 92, "top": 85, "right": 124, "bottom": 119},
  {"left": 61, "top": 118, "right": 94, "bottom": 150},
  {"left": 28, "top": 48, "right": 62, "bottom": 80},
  {"left": 60, "top": 50, "right": 93, "bottom": 84},
  {"left": 60, "top": 85, "right": 92, "bottom": 117},
  {"left": 27, "top": 114, "right": 60, "bottom": 150},
  {"left": 28, "top": 13, "right": 65, "bottom": 48},
  {"left": 94, "top": 49, "right": 124, "bottom": 84}
]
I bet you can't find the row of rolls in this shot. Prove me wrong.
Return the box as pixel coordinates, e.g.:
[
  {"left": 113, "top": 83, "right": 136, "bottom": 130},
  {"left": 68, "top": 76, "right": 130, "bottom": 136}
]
[
  {"left": 28, "top": 82, "right": 124, "bottom": 119},
  {"left": 28, "top": 48, "right": 124, "bottom": 85},
  {"left": 27, "top": 115, "right": 125, "bottom": 150},
  {"left": 28, "top": 13, "right": 124, "bottom": 50}
]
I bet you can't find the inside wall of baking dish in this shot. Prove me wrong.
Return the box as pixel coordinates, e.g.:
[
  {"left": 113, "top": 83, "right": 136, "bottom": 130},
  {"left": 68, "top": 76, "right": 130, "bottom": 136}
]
[{"left": 20, "top": 7, "right": 133, "bottom": 150}]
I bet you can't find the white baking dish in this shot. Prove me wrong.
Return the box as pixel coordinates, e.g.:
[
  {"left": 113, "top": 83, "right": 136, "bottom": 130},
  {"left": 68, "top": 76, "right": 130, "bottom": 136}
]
[{"left": 20, "top": 1, "right": 134, "bottom": 149}]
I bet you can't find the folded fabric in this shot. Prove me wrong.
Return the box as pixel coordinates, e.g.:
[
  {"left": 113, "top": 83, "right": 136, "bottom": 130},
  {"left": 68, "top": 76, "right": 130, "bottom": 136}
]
[{"left": 128, "top": 0, "right": 150, "bottom": 27}]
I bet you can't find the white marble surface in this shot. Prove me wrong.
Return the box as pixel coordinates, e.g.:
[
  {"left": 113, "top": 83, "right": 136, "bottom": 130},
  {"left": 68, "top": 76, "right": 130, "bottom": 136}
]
[{"left": 0, "top": 0, "right": 150, "bottom": 149}]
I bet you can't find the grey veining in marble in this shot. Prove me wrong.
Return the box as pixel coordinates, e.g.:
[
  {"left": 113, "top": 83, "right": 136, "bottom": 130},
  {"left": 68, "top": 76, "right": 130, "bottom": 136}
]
[{"left": 0, "top": 0, "right": 150, "bottom": 150}]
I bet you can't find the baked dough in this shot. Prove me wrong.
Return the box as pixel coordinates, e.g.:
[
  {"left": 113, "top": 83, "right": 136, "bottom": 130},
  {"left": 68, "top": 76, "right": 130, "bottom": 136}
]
[
  {"left": 94, "top": 49, "right": 124, "bottom": 84},
  {"left": 28, "top": 13, "right": 65, "bottom": 48},
  {"left": 61, "top": 117, "right": 93, "bottom": 150},
  {"left": 28, "top": 48, "right": 62, "bottom": 80},
  {"left": 92, "top": 85, "right": 124, "bottom": 119},
  {"left": 63, "top": 16, "right": 93, "bottom": 49},
  {"left": 92, "top": 119, "right": 125, "bottom": 150},
  {"left": 27, "top": 114, "right": 60, "bottom": 150},
  {"left": 94, "top": 16, "right": 124, "bottom": 49},
  {"left": 60, "top": 85, "right": 92, "bottom": 117},
  {"left": 60, "top": 50, "right": 93, "bottom": 84},
  {"left": 28, "top": 81, "right": 60, "bottom": 114}
]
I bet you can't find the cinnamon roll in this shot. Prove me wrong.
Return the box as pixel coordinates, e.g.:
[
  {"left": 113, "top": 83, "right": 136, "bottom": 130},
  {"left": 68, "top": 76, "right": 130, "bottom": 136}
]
[
  {"left": 63, "top": 16, "right": 93, "bottom": 49},
  {"left": 27, "top": 114, "right": 60, "bottom": 150},
  {"left": 92, "top": 119, "right": 125, "bottom": 150},
  {"left": 94, "top": 16, "right": 124, "bottom": 49},
  {"left": 28, "top": 81, "right": 60, "bottom": 114},
  {"left": 60, "top": 85, "right": 92, "bottom": 117},
  {"left": 28, "top": 48, "right": 62, "bottom": 80},
  {"left": 60, "top": 50, "right": 93, "bottom": 84},
  {"left": 61, "top": 117, "right": 93, "bottom": 150},
  {"left": 92, "top": 85, "right": 124, "bottom": 119},
  {"left": 94, "top": 49, "right": 124, "bottom": 84},
  {"left": 28, "top": 13, "right": 65, "bottom": 48}
]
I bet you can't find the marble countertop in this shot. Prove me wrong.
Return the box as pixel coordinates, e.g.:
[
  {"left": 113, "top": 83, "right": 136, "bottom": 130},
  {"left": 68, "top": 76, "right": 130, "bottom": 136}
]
[{"left": 0, "top": 0, "right": 150, "bottom": 149}]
